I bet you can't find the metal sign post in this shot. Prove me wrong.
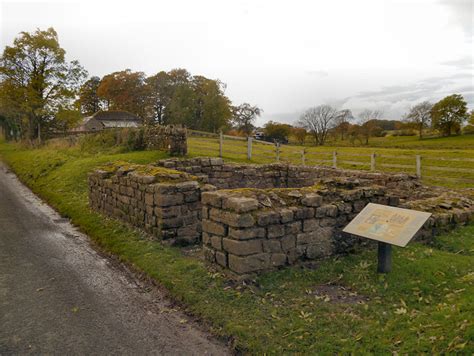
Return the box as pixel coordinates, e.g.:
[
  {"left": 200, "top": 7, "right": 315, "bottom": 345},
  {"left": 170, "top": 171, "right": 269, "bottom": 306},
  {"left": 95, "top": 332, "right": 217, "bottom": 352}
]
[
  {"left": 377, "top": 242, "right": 392, "bottom": 273},
  {"left": 343, "top": 203, "right": 431, "bottom": 274}
]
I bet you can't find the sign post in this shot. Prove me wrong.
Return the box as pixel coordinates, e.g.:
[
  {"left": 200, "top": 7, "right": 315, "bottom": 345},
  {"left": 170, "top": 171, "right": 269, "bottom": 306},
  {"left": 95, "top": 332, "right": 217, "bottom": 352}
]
[
  {"left": 377, "top": 242, "right": 392, "bottom": 273},
  {"left": 343, "top": 203, "right": 431, "bottom": 273}
]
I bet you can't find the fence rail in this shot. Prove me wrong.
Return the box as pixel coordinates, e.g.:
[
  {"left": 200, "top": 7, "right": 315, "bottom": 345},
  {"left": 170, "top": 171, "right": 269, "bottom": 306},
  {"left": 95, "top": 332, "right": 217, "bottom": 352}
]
[{"left": 188, "top": 133, "right": 474, "bottom": 187}]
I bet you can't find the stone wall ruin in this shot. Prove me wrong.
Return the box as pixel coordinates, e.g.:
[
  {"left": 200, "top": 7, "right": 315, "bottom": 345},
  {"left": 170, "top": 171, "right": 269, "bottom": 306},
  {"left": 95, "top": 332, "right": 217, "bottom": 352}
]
[{"left": 89, "top": 157, "right": 474, "bottom": 277}]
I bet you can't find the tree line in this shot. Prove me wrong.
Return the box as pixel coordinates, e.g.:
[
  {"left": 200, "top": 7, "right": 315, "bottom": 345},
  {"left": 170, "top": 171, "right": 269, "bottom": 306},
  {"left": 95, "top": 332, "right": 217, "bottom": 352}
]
[
  {"left": 260, "top": 96, "right": 473, "bottom": 146},
  {"left": 0, "top": 28, "right": 261, "bottom": 141}
]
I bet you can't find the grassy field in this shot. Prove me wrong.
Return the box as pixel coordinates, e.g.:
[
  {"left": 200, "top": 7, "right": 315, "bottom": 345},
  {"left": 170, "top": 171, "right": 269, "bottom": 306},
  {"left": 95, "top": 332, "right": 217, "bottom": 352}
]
[
  {"left": 188, "top": 135, "right": 474, "bottom": 189},
  {"left": 0, "top": 140, "right": 472, "bottom": 353}
]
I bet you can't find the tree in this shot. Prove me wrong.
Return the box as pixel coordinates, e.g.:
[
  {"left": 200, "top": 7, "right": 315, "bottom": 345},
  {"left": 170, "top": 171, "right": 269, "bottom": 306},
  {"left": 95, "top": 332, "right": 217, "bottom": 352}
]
[
  {"left": 77, "top": 76, "right": 101, "bottom": 116},
  {"left": 97, "top": 69, "right": 147, "bottom": 118},
  {"left": 290, "top": 127, "right": 307, "bottom": 145},
  {"left": 263, "top": 121, "right": 291, "bottom": 142},
  {"left": 404, "top": 101, "right": 432, "bottom": 139},
  {"left": 358, "top": 109, "right": 383, "bottom": 144},
  {"left": 0, "top": 27, "right": 86, "bottom": 140},
  {"left": 191, "top": 76, "right": 232, "bottom": 132},
  {"left": 297, "top": 105, "right": 338, "bottom": 145},
  {"left": 333, "top": 109, "right": 354, "bottom": 140},
  {"left": 232, "top": 103, "right": 262, "bottom": 136},
  {"left": 431, "top": 94, "right": 468, "bottom": 136},
  {"left": 146, "top": 71, "right": 171, "bottom": 125}
]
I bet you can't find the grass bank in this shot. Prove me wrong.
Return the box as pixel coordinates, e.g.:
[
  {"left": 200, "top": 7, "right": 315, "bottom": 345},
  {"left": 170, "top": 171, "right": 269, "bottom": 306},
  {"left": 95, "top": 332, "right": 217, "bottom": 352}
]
[{"left": 0, "top": 141, "right": 473, "bottom": 353}]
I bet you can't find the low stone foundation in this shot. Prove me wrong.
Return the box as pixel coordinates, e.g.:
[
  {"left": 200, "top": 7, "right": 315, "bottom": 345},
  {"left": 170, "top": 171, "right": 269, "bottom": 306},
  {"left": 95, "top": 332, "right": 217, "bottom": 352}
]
[
  {"left": 201, "top": 182, "right": 400, "bottom": 276},
  {"left": 89, "top": 157, "right": 474, "bottom": 276},
  {"left": 88, "top": 162, "right": 202, "bottom": 245}
]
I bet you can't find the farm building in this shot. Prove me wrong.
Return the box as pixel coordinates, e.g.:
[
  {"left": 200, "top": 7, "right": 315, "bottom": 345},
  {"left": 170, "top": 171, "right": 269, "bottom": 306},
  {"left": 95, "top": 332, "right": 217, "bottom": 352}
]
[{"left": 73, "top": 111, "right": 143, "bottom": 132}]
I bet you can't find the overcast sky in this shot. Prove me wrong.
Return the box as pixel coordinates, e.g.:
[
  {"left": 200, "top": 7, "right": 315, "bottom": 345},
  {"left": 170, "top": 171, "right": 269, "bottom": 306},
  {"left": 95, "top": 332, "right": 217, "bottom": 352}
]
[{"left": 1, "top": 0, "right": 472, "bottom": 125}]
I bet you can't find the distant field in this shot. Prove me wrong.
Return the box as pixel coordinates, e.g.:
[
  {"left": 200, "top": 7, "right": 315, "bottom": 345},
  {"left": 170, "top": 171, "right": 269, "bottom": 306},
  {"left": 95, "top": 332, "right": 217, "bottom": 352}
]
[
  {"left": 188, "top": 134, "right": 474, "bottom": 189},
  {"left": 323, "top": 134, "right": 474, "bottom": 149}
]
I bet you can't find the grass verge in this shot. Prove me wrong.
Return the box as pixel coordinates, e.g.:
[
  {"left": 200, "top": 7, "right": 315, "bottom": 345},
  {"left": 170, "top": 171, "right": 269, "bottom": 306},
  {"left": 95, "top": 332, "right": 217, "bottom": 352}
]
[{"left": 0, "top": 141, "right": 473, "bottom": 353}]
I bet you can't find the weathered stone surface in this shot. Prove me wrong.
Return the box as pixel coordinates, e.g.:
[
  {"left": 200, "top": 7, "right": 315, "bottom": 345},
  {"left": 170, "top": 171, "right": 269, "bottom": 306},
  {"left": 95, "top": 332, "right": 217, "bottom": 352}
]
[
  {"left": 228, "top": 227, "right": 266, "bottom": 240},
  {"left": 154, "top": 193, "right": 184, "bottom": 207},
  {"left": 301, "top": 193, "right": 323, "bottom": 207},
  {"left": 228, "top": 253, "right": 270, "bottom": 274},
  {"left": 202, "top": 219, "right": 227, "bottom": 236},
  {"left": 223, "top": 197, "right": 259, "bottom": 213},
  {"left": 267, "top": 224, "right": 285, "bottom": 238},
  {"left": 210, "top": 235, "right": 223, "bottom": 250},
  {"left": 215, "top": 251, "right": 228, "bottom": 267},
  {"left": 270, "top": 253, "right": 287, "bottom": 267},
  {"left": 210, "top": 208, "right": 255, "bottom": 227},
  {"left": 257, "top": 211, "right": 280, "bottom": 226},
  {"left": 201, "top": 192, "right": 224, "bottom": 208},
  {"left": 223, "top": 238, "right": 262, "bottom": 256},
  {"left": 263, "top": 240, "right": 282, "bottom": 253}
]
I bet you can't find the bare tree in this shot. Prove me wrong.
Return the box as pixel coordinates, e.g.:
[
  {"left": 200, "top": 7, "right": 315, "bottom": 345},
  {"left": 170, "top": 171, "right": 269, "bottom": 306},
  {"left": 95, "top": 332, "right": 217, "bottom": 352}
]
[
  {"left": 404, "top": 101, "right": 432, "bottom": 139},
  {"left": 333, "top": 109, "right": 354, "bottom": 140},
  {"left": 297, "top": 105, "right": 338, "bottom": 145},
  {"left": 358, "top": 109, "right": 383, "bottom": 144}
]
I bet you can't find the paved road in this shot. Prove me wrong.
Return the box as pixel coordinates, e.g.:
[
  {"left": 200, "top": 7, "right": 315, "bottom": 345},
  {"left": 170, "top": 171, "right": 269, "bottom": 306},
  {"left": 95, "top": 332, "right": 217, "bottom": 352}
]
[{"left": 0, "top": 162, "right": 228, "bottom": 355}]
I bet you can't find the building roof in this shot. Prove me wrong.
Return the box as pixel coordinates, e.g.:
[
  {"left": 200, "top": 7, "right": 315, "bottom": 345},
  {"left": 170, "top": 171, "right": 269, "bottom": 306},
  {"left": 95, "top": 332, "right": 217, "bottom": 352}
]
[{"left": 87, "top": 111, "right": 142, "bottom": 123}]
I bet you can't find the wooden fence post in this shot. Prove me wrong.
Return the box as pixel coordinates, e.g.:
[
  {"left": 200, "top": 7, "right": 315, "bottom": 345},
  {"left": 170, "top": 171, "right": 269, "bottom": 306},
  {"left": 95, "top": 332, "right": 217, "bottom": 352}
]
[
  {"left": 219, "top": 130, "right": 223, "bottom": 158},
  {"left": 247, "top": 136, "right": 252, "bottom": 160},
  {"left": 276, "top": 143, "right": 280, "bottom": 162},
  {"left": 371, "top": 153, "right": 376, "bottom": 171},
  {"left": 301, "top": 149, "right": 306, "bottom": 166},
  {"left": 332, "top": 151, "right": 337, "bottom": 169},
  {"left": 416, "top": 155, "right": 422, "bottom": 178}
]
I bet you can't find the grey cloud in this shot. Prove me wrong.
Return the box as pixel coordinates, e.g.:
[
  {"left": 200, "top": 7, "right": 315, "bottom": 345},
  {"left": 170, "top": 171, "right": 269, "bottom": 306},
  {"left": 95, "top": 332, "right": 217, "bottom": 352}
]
[
  {"left": 441, "top": 56, "right": 473, "bottom": 70},
  {"left": 439, "top": 0, "right": 473, "bottom": 40}
]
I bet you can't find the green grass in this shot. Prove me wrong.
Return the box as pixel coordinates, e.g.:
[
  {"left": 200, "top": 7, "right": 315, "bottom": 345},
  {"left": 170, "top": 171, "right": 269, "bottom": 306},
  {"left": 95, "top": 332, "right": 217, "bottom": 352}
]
[
  {"left": 188, "top": 136, "right": 474, "bottom": 189},
  {"left": 0, "top": 141, "right": 473, "bottom": 353}
]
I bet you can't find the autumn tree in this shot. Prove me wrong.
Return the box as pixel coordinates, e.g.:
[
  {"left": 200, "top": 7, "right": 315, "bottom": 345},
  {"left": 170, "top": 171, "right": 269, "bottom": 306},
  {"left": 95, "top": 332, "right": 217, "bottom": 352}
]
[
  {"left": 297, "top": 105, "right": 338, "bottom": 145},
  {"left": 358, "top": 109, "right": 383, "bottom": 144},
  {"left": 431, "top": 94, "right": 468, "bottom": 136},
  {"left": 263, "top": 121, "right": 291, "bottom": 142},
  {"left": 404, "top": 101, "right": 432, "bottom": 139},
  {"left": 77, "top": 76, "right": 101, "bottom": 116},
  {"left": 97, "top": 69, "right": 147, "bottom": 118},
  {"left": 232, "top": 103, "right": 262, "bottom": 136},
  {"left": 0, "top": 28, "right": 86, "bottom": 140}
]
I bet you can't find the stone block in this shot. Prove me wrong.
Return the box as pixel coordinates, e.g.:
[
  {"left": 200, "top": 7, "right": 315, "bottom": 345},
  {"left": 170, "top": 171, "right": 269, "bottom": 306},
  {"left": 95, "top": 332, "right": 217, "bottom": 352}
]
[
  {"left": 228, "top": 253, "right": 270, "bottom": 274},
  {"left": 228, "top": 227, "right": 266, "bottom": 240},
  {"left": 210, "top": 208, "right": 255, "bottom": 228},
  {"left": 263, "top": 240, "right": 282, "bottom": 253},
  {"left": 267, "top": 224, "right": 285, "bottom": 238},
  {"left": 285, "top": 221, "right": 302, "bottom": 235},
  {"left": 279, "top": 208, "right": 294, "bottom": 223},
  {"left": 223, "top": 238, "right": 262, "bottom": 256},
  {"left": 201, "top": 191, "right": 224, "bottom": 208},
  {"left": 303, "top": 219, "right": 319, "bottom": 232},
  {"left": 215, "top": 251, "right": 228, "bottom": 267},
  {"left": 176, "top": 181, "right": 199, "bottom": 192},
  {"left": 281, "top": 235, "right": 296, "bottom": 251},
  {"left": 210, "top": 235, "right": 223, "bottom": 250},
  {"left": 270, "top": 253, "right": 287, "bottom": 267},
  {"left": 256, "top": 211, "right": 280, "bottom": 226},
  {"left": 223, "top": 197, "right": 259, "bottom": 213},
  {"left": 154, "top": 193, "right": 184, "bottom": 207},
  {"left": 301, "top": 193, "right": 323, "bottom": 207},
  {"left": 295, "top": 207, "right": 315, "bottom": 220},
  {"left": 202, "top": 219, "right": 227, "bottom": 236}
]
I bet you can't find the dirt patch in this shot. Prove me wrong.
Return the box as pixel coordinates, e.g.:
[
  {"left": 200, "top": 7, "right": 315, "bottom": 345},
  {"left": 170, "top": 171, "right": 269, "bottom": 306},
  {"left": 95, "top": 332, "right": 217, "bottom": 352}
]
[{"left": 310, "top": 284, "right": 369, "bottom": 304}]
